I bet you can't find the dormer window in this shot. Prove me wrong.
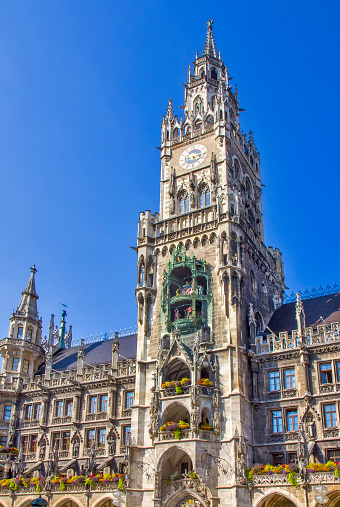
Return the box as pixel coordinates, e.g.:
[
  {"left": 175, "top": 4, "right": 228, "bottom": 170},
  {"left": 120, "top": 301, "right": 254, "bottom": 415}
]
[
  {"left": 211, "top": 67, "right": 217, "bottom": 80},
  {"left": 17, "top": 327, "right": 23, "bottom": 339}
]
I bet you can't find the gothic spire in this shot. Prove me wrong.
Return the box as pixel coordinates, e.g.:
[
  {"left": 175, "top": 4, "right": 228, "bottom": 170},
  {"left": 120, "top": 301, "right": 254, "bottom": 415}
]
[
  {"left": 165, "top": 98, "right": 174, "bottom": 123},
  {"left": 203, "top": 19, "right": 218, "bottom": 58},
  {"left": 16, "top": 265, "right": 39, "bottom": 322}
]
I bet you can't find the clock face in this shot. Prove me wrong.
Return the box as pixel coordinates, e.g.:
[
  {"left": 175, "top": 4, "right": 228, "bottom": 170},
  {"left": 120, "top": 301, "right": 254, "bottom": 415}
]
[{"left": 179, "top": 144, "right": 207, "bottom": 169}]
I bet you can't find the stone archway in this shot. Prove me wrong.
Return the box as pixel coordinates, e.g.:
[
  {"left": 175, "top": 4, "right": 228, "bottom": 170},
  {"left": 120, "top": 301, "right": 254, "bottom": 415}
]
[
  {"left": 257, "top": 493, "right": 298, "bottom": 507},
  {"left": 163, "top": 489, "right": 209, "bottom": 507},
  {"left": 323, "top": 491, "right": 340, "bottom": 507}
]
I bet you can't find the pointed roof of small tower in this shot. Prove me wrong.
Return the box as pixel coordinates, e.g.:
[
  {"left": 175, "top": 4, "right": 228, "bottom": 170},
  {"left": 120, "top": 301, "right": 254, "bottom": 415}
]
[
  {"left": 203, "top": 19, "right": 218, "bottom": 58},
  {"left": 15, "top": 265, "right": 39, "bottom": 322},
  {"left": 165, "top": 98, "right": 174, "bottom": 123}
]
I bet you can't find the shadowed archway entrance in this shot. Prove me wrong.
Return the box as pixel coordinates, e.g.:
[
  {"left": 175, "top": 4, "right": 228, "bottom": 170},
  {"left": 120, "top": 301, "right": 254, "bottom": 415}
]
[{"left": 258, "top": 493, "right": 297, "bottom": 507}]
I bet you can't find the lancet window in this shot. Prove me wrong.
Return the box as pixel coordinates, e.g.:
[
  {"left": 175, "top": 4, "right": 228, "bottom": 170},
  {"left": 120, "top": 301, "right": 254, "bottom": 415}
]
[{"left": 199, "top": 185, "right": 211, "bottom": 208}]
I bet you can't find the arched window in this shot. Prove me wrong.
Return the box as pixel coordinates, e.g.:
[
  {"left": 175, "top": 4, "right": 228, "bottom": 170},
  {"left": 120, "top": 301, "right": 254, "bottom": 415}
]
[
  {"left": 17, "top": 327, "right": 23, "bottom": 340},
  {"left": 211, "top": 96, "right": 216, "bottom": 110},
  {"left": 173, "top": 127, "right": 179, "bottom": 138},
  {"left": 245, "top": 177, "right": 252, "bottom": 196},
  {"left": 199, "top": 186, "right": 211, "bottom": 208},
  {"left": 206, "top": 115, "right": 214, "bottom": 126},
  {"left": 250, "top": 271, "right": 256, "bottom": 293},
  {"left": 220, "top": 110, "right": 223, "bottom": 120},
  {"left": 211, "top": 67, "right": 217, "bottom": 80},
  {"left": 179, "top": 194, "right": 189, "bottom": 214},
  {"left": 233, "top": 159, "right": 240, "bottom": 179}
]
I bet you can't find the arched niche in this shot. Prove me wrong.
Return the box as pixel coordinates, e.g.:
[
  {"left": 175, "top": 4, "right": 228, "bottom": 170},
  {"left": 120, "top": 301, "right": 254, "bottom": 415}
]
[
  {"left": 161, "top": 402, "right": 190, "bottom": 426},
  {"left": 163, "top": 358, "right": 191, "bottom": 382},
  {"left": 159, "top": 448, "right": 193, "bottom": 480}
]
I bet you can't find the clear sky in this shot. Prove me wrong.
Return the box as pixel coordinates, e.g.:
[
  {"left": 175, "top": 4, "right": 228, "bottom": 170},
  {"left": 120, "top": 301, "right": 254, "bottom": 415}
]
[{"left": 0, "top": 0, "right": 339, "bottom": 341}]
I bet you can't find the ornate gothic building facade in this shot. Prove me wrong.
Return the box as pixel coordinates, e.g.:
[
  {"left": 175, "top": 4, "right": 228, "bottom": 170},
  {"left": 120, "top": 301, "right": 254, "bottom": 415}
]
[{"left": 0, "top": 20, "right": 339, "bottom": 507}]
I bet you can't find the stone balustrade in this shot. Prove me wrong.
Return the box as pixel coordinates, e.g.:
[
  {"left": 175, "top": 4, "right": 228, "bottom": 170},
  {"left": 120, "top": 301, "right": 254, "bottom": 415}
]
[
  {"left": 22, "top": 360, "right": 136, "bottom": 391},
  {"left": 257, "top": 322, "right": 339, "bottom": 355},
  {"left": 159, "top": 384, "right": 213, "bottom": 399},
  {"left": 252, "top": 471, "right": 340, "bottom": 487},
  {"left": 0, "top": 481, "right": 123, "bottom": 495}
]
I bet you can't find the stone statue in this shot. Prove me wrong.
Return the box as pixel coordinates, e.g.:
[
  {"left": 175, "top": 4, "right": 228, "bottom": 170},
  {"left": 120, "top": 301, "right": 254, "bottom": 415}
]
[
  {"left": 86, "top": 443, "right": 96, "bottom": 474},
  {"left": 108, "top": 438, "right": 116, "bottom": 455},
  {"left": 213, "top": 408, "right": 221, "bottom": 435},
  {"left": 73, "top": 438, "right": 80, "bottom": 458}
]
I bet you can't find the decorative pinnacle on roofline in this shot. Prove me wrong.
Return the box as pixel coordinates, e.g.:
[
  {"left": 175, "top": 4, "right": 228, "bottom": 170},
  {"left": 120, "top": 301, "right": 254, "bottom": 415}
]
[{"left": 203, "top": 19, "right": 218, "bottom": 58}]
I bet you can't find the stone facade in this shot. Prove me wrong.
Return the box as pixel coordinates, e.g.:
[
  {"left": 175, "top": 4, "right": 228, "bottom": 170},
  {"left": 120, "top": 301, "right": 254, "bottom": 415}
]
[{"left": 0, "top": 19, "right": 339, "bottom": 507}]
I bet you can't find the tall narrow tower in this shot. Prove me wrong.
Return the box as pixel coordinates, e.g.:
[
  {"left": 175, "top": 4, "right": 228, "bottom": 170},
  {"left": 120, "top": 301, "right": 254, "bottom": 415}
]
[
  {"left": 0, "top": 265, "right": 44, "bottom": 381},
  {"left": 129, "top": 21, "right": 285, "bottom": 507}
]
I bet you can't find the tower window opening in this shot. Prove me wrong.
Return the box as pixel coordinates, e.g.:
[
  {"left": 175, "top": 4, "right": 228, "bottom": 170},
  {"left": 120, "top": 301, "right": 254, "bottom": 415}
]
[
  {"left": 211, "top": 67, "right": 217, "bottom": 80},
  {"left": 26, "top": 329, "right": 32, "bottom": 341},
  {"left": 166, "top": 130, "right": 169, "bottom": 140},
  {"left": 3, "top": 405, "right": 11, "bottom": 421},
  {"left": 12, "top": 358, "right": 19, "bottom": 371},
  {"left": 199, "top": 186, "right": 211, "bottom": 208},
  {"left": 179, "top": 194, "right": 189, "bottom": 214},
  {"left": 17, "top": 327, "right": 23, "bottom": 340},
  {"left": 220, "top": 110, "right": 223, "bottom": 120}
]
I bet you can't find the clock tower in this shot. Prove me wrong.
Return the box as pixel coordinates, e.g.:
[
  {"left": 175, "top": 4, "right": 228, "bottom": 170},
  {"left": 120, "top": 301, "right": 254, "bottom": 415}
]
[{"left": 128, "top": 20, "right": 285, "bottom": 507}]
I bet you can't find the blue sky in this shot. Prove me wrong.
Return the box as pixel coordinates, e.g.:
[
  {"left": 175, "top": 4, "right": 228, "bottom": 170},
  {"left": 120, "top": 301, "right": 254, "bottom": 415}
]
[{"left": 0, "top": 0, "right": 339, "bottom": 340}]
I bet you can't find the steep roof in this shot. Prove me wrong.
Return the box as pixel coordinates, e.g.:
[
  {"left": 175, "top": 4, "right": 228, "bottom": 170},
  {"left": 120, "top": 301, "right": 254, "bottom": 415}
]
[
  {"left": 37, "top": 334, "right": 137, "bottom": 374},
  {"left": 265, "top": 293, "right": 340, "bottom": 336}
]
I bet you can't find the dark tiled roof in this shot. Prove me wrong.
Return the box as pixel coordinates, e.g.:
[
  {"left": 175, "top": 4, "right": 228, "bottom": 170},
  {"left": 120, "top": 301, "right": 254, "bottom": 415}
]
[
  {"left": 37, "top": 334, "right": 137, "bottom": 374},
  {"left": 265, "top": 293, "right": 340, "bottom": 336}
]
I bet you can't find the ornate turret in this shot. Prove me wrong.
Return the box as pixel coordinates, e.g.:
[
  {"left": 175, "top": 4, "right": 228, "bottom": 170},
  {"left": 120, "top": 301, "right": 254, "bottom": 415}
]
[{"left": 0, "top": 266, "right": 44, "bottom": 384}]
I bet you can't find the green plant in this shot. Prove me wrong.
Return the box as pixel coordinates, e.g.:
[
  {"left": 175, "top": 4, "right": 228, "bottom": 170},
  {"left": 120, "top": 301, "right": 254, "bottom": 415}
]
[
  {"left": 174, "top": 428, "right": 182, "bottom": 440},
  {"left": 118, "top": 478, "right": 125, "bottom": 491},
  {"left": 85, "top": 477, "right": 94, "bottom": 488},
  {"left": 288, "top": 472, "right": 297, "bottom": 486}
]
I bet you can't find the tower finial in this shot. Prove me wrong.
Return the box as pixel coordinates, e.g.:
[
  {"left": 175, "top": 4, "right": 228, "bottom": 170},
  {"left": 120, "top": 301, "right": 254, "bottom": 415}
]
[
  {"left": 203, "top": 19, "right": 218, "bottom": 58},
  {"left": 165, "top": 98, "right": 174, "bottom": 123}
]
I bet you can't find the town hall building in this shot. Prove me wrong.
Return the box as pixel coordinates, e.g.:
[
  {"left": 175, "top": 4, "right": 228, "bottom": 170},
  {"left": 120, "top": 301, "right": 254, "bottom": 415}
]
[{"left": 0, "top": 20, "right": 339, "bottom": 507}]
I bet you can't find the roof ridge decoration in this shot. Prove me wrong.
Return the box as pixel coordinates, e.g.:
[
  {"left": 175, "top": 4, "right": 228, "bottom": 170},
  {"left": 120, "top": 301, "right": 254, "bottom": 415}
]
[
  {"left": 284, "top": 283, "right": 340, "bottom": 304},
  {"left": 72, "top": 326, "right": 138, "bottom": 348},
  {"left": 203, "top": 19, "right": 218, "bottom": 58}
]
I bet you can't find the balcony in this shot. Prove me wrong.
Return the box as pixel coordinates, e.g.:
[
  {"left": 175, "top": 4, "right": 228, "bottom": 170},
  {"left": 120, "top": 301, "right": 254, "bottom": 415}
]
[
  {"left": 85, "top": 412, "right": 107, "bottom": 422},
  {"left": 266, "top": 389, "right": 298, "bottom": 401},
  {"left": 160, "top": 384, "right": 213, "bottom": 400},
  {"left": 51, "top": 416, "right": 72, "bottom": 425},
  {"left": 157, "top": 428, "right": 216, "bottom": 442},
  {"left": 22, "top": 420, "right": 40, "bottom": 428},
  {"left": 324, "top": 427, "right": 339, "bottom": 438}
]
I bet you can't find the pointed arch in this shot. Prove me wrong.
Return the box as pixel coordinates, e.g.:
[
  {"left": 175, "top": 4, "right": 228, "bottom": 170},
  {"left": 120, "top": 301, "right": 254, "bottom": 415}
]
[
  {"left": 198, "top": 183, "right": 211, "bottom": 208},
  {"left": 255, "top": 491, "right": 300, "bottom": 507},
  {"left": 178, "top": 191, "right": 189, "bottom": 214},
  {"left": 53, "top": 499, "right": 83, "bottom": 507}
]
